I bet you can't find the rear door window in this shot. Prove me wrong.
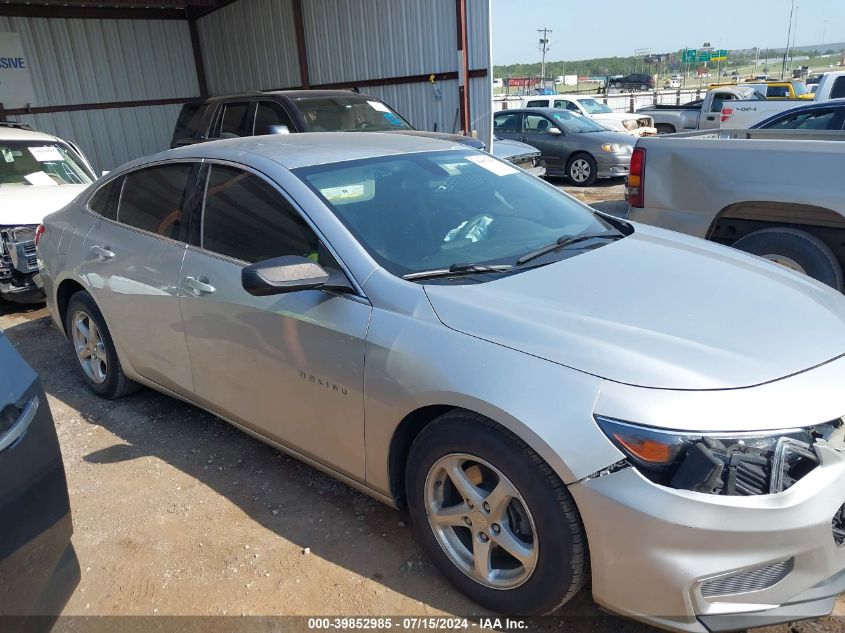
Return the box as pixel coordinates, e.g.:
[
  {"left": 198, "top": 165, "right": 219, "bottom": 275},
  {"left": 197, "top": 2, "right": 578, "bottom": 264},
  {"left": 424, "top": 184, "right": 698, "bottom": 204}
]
[
  {"left": 117, "top": 164, "right": 193, "bottom": 240},
  {"left": 209, "top": 102, "right": 254, "bottom": 139},
  {"left": 254, "top": 101, "right": 295, "bottom": 136},
  {"left": 493, "top": 112, "right": 523, "bottom": 132}
]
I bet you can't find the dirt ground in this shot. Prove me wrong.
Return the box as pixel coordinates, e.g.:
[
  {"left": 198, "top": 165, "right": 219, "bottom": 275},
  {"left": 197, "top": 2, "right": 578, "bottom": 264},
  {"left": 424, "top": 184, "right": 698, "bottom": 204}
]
[{"left": 2, "top": 251, "right": 843, "bottom": 633}]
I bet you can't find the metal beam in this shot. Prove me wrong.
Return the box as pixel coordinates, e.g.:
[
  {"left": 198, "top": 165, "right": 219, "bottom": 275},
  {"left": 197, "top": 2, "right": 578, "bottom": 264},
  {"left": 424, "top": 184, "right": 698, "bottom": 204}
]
[
  {"left": 187, "top": 13, "right": 209, "bottom": 97},
  {"left": 291, "top": 0, "right": 310, "bottom": 89},
  {"left": 455, "top": 0, "right": 471, "bottom": 135},
  {"left": 0, "top": 5, "right": 187, "bottom": 20}
]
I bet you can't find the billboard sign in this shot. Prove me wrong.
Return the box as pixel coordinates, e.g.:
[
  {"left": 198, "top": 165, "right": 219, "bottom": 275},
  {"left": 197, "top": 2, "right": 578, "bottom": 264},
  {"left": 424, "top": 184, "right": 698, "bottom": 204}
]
[{"left": 0, "top": 33, "right": 36, "bottom": 109}]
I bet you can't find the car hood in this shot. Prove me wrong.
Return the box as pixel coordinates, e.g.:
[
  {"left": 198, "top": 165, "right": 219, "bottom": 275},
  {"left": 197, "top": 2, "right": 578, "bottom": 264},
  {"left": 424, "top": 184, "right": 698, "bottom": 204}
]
[
  {"left": 1, "top": 184, "right": 89, "bottom": 226},
  {"left": 423, "top": 225, "right": 845, "bottom": 390},
  {"left": 491, "top": 137, "right": 540, "bottom": 160}
]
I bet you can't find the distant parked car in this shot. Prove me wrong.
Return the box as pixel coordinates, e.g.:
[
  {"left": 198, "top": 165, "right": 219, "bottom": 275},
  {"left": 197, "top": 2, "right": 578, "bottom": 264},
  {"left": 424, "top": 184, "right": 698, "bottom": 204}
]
[
  {"left": 490, "top": 137, "right": 546, "bottom": 177},
  {"left": 171, "top": 89, "right": 485, "bottom": 150},
  {"left": 520, "top": 95, "right": 656, "bottom": 137},
  {"left": 0, "top": 329, "right": 78, "bottom": 626},
  {"left": 751, "top": 99, "right": 845, "bottom": 131},
  {"left": 494, "top": 108, "right": 634, "bottom": 185},
  {"left": 608, "top": 73, "right": 655, "bottom": 92},
  {"left": 0, "top": 122, "right": 96, "bottom": 303}
]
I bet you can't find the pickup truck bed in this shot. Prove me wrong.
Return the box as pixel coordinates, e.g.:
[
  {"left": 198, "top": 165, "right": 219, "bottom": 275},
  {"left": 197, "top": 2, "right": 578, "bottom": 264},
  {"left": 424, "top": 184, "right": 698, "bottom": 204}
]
[{"left": 627, "top": 129, "right": 845, "bottom": 289}]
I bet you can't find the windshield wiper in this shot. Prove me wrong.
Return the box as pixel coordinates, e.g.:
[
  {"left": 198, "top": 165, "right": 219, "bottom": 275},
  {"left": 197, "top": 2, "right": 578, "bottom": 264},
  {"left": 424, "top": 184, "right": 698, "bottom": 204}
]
[
  {"left": 402, "top": 263, "right": 513, "bottom": 281},
  {"left": 516, "top": 230, "right": 621, "bottom": 266}
]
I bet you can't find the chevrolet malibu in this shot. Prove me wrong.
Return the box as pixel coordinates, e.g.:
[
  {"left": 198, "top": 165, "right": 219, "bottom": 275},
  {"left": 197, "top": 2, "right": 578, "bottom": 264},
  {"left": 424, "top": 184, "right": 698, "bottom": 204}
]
[{"left": 37, "top": 133, "right": 845, "bottom": 632}]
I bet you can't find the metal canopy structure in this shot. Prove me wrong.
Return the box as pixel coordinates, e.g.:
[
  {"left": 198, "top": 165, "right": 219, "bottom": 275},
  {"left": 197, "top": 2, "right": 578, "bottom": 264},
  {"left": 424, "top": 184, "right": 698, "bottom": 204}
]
[{"left": 0, "top": 0, "right": 492, "bottom": 170}]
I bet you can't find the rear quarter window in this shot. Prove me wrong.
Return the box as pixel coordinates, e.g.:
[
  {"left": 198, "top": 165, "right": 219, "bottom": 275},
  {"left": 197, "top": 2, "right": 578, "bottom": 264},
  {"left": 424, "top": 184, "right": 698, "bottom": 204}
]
[{"left": 172, "top": 102, "right": 211, "bottom": 145}]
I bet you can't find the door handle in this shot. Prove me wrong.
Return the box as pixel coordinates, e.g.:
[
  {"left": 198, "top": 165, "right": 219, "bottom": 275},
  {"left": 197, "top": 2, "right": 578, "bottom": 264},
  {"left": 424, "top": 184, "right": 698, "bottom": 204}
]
[
  {"left": 90, "top": 245, "right": 115, "bottom": 261},
  {"left": 185, "top": 276, "right": 216, "bottom": 295},
  {"left": 0, "top": 395, "right": 39, "bottom": 453},
  {"left": 706, "top": 115, "right": 716, "bottom": 121}
]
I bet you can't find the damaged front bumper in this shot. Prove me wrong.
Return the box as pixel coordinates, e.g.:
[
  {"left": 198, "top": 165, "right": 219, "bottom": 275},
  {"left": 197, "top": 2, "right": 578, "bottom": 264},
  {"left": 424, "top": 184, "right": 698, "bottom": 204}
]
[
  {"left": 0, "top": 225, "right": 44, "bottom": 303},
  {"left": 570, "top": 446, "right": 845, "bottom": 632}
]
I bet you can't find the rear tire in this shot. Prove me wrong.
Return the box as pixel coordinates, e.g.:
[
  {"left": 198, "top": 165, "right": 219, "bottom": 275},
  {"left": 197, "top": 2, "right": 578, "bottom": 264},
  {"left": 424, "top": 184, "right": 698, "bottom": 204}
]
[
  {"left": 655, "top": 123, "right": 676, "bottom": 135},
  {"left": 566, "top": 153, "right": 597, "bottom": 186},
  {"left": 406, "top": 411, "right": 587, "bottom": 615},
  {"left": 65, "top": 291, "right": 140, "bottom": 399},
  {"left": 732, "top": 227, "right": 843, "bottom": 291}
]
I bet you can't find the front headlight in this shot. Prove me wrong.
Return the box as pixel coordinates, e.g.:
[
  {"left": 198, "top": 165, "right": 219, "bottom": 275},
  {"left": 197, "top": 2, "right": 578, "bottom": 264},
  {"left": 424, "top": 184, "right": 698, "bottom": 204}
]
[
  {"left": 595, "top": 416, "right": 840, "bottom": 495},
  {"left": 601, "top": 143, "right": 631, "bottom": 153}
]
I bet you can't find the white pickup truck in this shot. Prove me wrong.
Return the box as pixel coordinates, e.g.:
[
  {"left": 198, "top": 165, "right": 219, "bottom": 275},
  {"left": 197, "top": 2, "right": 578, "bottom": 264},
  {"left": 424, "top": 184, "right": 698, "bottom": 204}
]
[
  {"left": 626, "top": 128, "right": 845, "bottom": 290},
  {"left": 720, "top": 71, "right": 845, "bottom": 129},
  {"left": 636, "top": 86, "right": 762, "bottom": 133}
]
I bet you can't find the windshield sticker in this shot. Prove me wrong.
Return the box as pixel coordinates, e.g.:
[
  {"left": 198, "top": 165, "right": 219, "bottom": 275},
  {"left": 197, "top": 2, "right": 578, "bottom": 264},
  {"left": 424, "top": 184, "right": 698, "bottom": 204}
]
[
  {"left": 28, "top": 146, "right": 63, "bottom": 162},
  {"left": 1, "top": 149, "right": 12, "bottom": 163},
  {"left": 466, "top": 154, "right": 518, "bottom": 176},
  {"left": 320, "top": 183, "right": 367, "bottom": 202},
  {"left": 383, "top": 113, "right": 404, "bottom": 127},
  {"left": 24, "top": 171, "right": 57, "bottom": 186},
  {"left": 367, "top": 100, "right": 391, "bottom": 113}
]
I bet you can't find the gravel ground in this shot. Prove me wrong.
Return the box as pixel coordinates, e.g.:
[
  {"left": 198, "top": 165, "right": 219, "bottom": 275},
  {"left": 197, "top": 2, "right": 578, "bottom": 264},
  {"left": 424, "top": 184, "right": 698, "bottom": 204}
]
[{"left": 1, "top": 229, "right": 842, "bottom": 633}]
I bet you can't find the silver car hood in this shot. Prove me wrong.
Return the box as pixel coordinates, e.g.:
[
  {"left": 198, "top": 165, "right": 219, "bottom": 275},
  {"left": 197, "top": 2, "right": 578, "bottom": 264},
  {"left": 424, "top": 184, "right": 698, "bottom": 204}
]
[{"left": 424, "top": 226, "right": 845, "bottom": 390}]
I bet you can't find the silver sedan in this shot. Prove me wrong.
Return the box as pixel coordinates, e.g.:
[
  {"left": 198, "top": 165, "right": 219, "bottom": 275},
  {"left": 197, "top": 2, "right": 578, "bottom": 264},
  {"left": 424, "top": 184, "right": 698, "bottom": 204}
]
[{"left": 38, "top": 133, "right": 845, "bottom": 631}]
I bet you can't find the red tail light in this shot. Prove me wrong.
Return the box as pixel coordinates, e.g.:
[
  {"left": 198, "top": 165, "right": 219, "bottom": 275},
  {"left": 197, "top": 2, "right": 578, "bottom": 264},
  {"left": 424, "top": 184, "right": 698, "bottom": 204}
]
[
  {"left": 35, "top": 224, "right": 45, "bottom": 247},
  {"left": 720, "top": 107, "right": 734, "bottom": 123},
  {"left": 626, "top": 147, "right": 645, "bottom": 208}
]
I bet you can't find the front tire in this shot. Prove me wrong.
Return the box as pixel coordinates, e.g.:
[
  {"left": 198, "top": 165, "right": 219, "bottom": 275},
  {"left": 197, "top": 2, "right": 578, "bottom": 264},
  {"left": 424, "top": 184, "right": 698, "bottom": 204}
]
[
  {"left": 406, "top": 412, "right": 587, "bottom": 615},
  {"left": 566, "top": 153, "right": 597, "bottom": 186},
  {"left": 732, "top": 227, "right": 843, "bottom": 291},
  {"left": 65, "top": 291, "right": 140, "bottom": 399}
]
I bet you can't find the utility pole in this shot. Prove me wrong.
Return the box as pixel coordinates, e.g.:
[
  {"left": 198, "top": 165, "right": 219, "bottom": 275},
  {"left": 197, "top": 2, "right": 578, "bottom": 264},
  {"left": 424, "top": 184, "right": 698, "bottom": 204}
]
[
  {"left": 782, "top": 0, "right": 796, "bottom": 79},
  {"left": 537, "top": 27, "right": 552, "bottom": 93}
]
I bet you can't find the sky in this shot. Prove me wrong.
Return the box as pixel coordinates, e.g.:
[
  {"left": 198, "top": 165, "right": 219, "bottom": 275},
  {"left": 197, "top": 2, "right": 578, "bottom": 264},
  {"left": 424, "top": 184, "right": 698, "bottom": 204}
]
[{"left": 492, "top": 0, "right": 845, "bottom": 65}]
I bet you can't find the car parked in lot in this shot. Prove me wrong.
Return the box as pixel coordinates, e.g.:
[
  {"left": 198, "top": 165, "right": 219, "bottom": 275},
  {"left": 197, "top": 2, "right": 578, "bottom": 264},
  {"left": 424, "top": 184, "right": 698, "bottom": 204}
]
[
  {"left": 607, "top": 73, "right": 655, "bottom": 92},
  {"left": 0, "top": 122, "right": 96, "bottom": 303},
  {"left": 38, "top": 133, "right": 845, "bottom": 632},
  {"left": 752, "top": 98, "right": 845, "bottom": 131},
  {"left": 493, "top": 108, "right": 634, "bottom": 185},
  {"left": 0, "top": 328, "right": 79, "bottom": 627},
  {"left": 627, "top": 128, "right": 845, "bottom": 289},
  {"left": 171, "top": 89, "right": 485, "bottom": 150},
  {"left": 519, "top": 95, "right": 656, "bottom": 137}
]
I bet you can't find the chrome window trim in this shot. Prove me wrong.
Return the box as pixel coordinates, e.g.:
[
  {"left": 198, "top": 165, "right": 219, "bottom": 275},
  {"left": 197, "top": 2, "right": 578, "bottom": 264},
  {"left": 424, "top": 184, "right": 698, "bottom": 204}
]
[{"left": 195, "top": 158, "right": 367, "bottom": 300}]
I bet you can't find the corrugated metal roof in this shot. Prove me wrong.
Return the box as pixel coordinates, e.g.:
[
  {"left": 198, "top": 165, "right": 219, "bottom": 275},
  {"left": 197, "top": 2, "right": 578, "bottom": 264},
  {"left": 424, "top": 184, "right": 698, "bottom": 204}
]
[{"left": 197, "top": 0, "right": 300, "bottom": 93}]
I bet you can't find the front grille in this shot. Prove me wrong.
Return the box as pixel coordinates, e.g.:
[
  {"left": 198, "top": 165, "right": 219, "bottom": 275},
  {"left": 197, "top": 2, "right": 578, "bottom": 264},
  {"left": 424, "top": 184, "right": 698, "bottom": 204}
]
[
  {"left": 701, "top": 559, "right": 794, "bottom": 599},
  {"left": 834, "top": 503, "right": 845, "bottom": 546}
]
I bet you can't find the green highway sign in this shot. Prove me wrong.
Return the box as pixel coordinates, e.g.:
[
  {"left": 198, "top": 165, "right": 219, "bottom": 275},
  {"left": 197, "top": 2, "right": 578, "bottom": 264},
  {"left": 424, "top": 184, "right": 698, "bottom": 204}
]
[
  {"left": 711, "top": 49, "right": 729, "bottom": 61},
  {"left": 682, "top": 49, "right": 696, "bottom": 64},
  {"left": 698, "top": 50, "right": 712, "bottom": 62}
]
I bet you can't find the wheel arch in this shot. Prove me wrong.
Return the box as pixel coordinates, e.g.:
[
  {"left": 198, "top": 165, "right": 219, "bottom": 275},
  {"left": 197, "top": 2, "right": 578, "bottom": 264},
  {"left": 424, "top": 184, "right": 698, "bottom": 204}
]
[
  {"left": 385, "top": 398, "right": 584, "bottom": 509},
  {"left": 55, "top": 278, "right": 87, "bottom": 336}
]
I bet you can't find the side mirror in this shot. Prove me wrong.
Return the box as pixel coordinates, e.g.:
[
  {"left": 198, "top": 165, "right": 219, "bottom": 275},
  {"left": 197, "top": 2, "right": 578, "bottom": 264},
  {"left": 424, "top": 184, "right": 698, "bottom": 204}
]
[
  {"left": 548, "top": 127, "right": 563, "bottom": 135},
  {"left": 241, "top": 255, "right": 329, "bottom": 296},
  {"left": 268, "top": 124, "right": 291, "bottom": 135}
]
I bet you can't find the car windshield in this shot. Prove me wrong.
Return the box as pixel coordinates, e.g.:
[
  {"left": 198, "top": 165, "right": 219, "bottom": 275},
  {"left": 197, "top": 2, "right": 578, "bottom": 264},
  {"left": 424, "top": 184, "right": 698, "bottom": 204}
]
[
  {"left": 294, "top": 96, "right": 414, "bottom": 132},
  {"left": 295, "top": 150, "right": 616, "bottom": 278},
  {"left": 578, "top": 99, "right": 614, "bottom": 114},
  {"left": 792, "top": 82, "right": 809, "bottom": 96},
  {"left": 0, "top": 141, "right": 93, "bottom": 186},
  {"left": 548, "top": 110, "right": 606, "bottom": 133}
]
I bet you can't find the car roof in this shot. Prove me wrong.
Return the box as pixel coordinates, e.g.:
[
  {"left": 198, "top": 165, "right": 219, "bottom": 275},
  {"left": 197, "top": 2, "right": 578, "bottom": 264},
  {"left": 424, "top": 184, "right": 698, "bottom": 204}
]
[
  {"left": 755, "top": 98, "right": 845, "bottom": 126},
  {"left": 147, "top": 132, "right": 470, "bottom": 170},
  {"left": 0, "top": 125, "right": 61, "bottom": 143},
  {"left": 196, "top": 89, "right": 374, "bottom": 104}
]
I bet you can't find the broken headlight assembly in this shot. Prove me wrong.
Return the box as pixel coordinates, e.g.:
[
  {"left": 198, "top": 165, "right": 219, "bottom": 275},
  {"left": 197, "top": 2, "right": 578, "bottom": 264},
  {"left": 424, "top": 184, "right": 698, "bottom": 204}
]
[{"left": 595, "top": 416, "right": 843, "bottom": 496}]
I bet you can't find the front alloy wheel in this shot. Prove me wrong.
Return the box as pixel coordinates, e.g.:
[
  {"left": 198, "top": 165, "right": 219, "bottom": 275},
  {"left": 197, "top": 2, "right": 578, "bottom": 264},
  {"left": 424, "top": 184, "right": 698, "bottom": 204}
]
[{"left": 425, "top": 453, "right": 538, "bottom": 589}]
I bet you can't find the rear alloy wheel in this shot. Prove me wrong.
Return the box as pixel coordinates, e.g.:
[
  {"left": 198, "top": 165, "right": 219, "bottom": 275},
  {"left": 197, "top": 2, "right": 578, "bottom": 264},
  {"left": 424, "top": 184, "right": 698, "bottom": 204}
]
[
  {"left": 567, "top": 154, "right": 597, "bottom": 186},
  {"left": 732, "top": 227, "right": 843, "bottom": 291},
  {"left": 65, "top": 291, "right": 140, "bottom": 399},
  {"left": 407, "top": 412, "right": 587, "bottom": 615}
]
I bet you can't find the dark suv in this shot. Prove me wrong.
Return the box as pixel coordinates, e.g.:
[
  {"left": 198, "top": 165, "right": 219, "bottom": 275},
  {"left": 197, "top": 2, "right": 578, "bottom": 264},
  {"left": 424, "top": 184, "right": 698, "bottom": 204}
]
[
  {"left": 171, "top": 89, "right": 485, "bottom": 149},
  {"left": 608, "top": 73, "right": 655, "bottom": 92}
]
